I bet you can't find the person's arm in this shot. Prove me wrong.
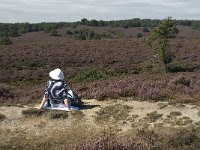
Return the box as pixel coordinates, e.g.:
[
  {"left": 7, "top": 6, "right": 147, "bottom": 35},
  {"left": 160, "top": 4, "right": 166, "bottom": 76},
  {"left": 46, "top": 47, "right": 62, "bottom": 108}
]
[{"left": 38, "top": 96, "right": 47, "bottom": 109}]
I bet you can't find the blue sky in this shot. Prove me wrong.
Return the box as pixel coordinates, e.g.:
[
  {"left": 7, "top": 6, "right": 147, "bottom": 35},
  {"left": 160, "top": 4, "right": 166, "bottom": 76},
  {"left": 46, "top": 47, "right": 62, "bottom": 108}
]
[{"left": 0, "top": 0, "right": 199, "bottom": 23}]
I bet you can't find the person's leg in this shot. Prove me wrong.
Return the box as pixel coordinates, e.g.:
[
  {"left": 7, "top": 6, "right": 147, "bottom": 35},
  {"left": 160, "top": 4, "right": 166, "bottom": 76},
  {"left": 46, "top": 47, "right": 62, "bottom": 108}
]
[
  {"left": 64, "top": 98, "right": 71, "bottom": 111},
  {"left": 38, "top": 96, "right": 47, "bottom": 109}
]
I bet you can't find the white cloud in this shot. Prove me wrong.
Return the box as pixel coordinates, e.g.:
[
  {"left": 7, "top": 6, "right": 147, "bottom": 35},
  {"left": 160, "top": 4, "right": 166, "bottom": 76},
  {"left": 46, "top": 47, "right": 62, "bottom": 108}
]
[{"left": 0, "top": 0, "right": 199, "bottom": 23}]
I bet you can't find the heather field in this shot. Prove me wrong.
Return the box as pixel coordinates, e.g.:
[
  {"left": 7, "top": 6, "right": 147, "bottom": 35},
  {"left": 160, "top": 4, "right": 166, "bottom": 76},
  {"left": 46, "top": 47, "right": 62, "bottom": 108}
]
[{"left": 1, "top": 25, "right": 200, "bottom": 149}]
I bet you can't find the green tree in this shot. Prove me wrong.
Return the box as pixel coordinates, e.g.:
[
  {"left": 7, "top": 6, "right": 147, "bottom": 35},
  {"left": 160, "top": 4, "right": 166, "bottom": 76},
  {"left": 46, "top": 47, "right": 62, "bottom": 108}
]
[
  {"left": 80, "top": 18, "right": 88, "bottom": 25},
  {"left": 145, "top": 17, "right": 179, "bottom": 72}
]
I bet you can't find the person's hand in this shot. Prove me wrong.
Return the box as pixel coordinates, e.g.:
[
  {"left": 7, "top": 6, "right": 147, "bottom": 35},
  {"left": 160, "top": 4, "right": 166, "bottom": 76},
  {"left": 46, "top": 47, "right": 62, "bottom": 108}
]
[{"left": 34, "top": 106, "right": 41, "bottom": 109}]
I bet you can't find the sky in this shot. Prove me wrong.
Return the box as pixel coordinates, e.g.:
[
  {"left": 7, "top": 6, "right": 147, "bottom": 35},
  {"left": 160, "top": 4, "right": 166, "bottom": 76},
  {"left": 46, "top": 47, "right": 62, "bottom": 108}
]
[{"left": 0, "top": 0, "right": 199, "bottom": 23}]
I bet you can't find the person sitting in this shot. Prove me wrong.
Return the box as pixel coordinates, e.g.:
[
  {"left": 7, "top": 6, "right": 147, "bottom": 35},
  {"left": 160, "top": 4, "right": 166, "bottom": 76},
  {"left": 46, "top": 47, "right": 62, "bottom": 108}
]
[{"left": 38, "top": 68, "right": 71, "bottom": 111}]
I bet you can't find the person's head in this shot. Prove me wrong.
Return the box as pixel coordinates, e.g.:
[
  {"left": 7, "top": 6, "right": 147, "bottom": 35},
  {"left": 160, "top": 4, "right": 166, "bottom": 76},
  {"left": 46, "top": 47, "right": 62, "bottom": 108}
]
[{"left": 49, "top": 68, "right": 64, "bottom": 80}]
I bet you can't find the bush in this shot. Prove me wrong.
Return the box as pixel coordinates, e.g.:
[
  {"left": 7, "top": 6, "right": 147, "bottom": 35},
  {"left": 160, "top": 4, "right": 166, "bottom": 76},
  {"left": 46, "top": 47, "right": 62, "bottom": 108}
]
[
  {"left": 0, "top": 84, "right": 16, "bottom": 100},
  {"left": 172, "top": 76, "right": 191, "bottom": 87},
  {"left": 137, "top": 33, "right": 143, "bottom": 38},
  {"left": 74, "top": 69, "right": 107, "bottom": 82},
  {"left": 0, "top": 37, "right": 12, "bottom": 45},
  {"left": 142, "top": 27, "right": 150, "bottom": 32},
  {"left": 50, "top": 29, "right": 58, "bottom": 36},
  {"left": 66, "top": 30, "right": 73, "bottom": 35},
  {"left": 167, "top": 64, "right": 191, "bottom": 72}
]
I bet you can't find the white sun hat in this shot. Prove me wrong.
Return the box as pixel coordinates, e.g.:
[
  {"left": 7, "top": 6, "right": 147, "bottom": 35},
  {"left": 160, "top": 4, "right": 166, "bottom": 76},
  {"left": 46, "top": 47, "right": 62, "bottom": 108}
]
[{"left": 49, "top": 68, "right": 64, "bottom": 80}]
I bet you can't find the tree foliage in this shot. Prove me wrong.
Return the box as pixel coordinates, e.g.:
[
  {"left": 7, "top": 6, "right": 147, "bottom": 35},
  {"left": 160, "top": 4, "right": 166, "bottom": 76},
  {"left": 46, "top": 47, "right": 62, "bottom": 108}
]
[{"left": 145, "top": 17, "right": 179, "bottom": 72}]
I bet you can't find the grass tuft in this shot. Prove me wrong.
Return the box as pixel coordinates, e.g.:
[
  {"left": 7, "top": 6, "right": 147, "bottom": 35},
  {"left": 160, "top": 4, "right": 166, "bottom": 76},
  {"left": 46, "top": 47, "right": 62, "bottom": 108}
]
[
  {"left": 170, "top": 111, "right": 182, "bottom": 116},
  {"left": 0, "top": 113, "right": 6, "bottom": 121},
  {"left": 21, "top": 108, "right": 45, "bottom": 117},
  {"left": 144, "top": 111, "right": 163, "bottom": 122},
  {"left": 48, "top": 110, "right": 69, "bottom": 119}
]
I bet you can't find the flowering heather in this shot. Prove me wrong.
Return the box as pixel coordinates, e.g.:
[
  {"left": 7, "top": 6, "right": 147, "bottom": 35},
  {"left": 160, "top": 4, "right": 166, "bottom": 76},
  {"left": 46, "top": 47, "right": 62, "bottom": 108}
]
[{"left": 0, "top": 25, "right": 200, "bottom": 104}]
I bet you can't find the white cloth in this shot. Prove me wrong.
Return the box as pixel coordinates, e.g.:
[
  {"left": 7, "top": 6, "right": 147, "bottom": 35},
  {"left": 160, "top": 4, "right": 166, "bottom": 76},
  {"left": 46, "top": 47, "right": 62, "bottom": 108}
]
[{"left": 44, "top": 104, "right": 79, "bottom": 111}]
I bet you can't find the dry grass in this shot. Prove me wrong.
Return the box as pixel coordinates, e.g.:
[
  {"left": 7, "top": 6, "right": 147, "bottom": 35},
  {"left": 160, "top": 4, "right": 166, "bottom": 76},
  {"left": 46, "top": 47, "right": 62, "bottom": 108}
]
[
  {"left": 71, "top": 110, "right": 85, "bottom": 119},
  {"left": 0, "top": 123, "right": 99, "bottom": 150}
]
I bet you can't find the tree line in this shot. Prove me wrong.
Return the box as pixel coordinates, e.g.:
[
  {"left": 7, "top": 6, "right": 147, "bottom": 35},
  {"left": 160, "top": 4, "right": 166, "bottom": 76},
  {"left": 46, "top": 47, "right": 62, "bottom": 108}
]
[
  {"left": 77, "top": 18, "right": 200, "bottom": 29},
  {"left": 0, "top": 18, "right": 200, "bottom": 45}
]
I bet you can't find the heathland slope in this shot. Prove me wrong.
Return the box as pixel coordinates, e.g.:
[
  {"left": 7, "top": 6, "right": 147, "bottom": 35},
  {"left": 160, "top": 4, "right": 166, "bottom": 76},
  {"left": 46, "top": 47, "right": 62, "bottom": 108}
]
[
  {"left": 1, "top": 25, "right": 200, "bottom": 149},
  {"left": 1, "top": 25, "right": 200, "bottom": 104}
]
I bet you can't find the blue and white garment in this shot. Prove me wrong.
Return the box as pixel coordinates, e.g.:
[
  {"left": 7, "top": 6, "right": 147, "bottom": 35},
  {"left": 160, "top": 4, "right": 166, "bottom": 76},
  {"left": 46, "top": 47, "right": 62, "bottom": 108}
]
[{"left": 44, "top": 80, "right": 68, "bottom": 106}]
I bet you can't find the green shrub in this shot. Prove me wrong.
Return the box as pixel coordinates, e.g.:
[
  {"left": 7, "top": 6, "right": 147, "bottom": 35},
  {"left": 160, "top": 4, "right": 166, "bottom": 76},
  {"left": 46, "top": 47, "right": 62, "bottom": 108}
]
[
  {"left": 173, "top": 76, "right": 191, "bottom": 86},
  {"left": 137, "top": 33, "right": 143, "bottom": 38},
  {"left": 0, "top": 37, "right": 12, "bottom": 45},
  {"left": 74, "top": 69, "right": 107, "bottom": 82},
  {"left": 142, "top": 27, "right": 150, "bottom": 32},
  {"left": 66, "top": 30, "right": 73, "bottom": 35},
  {"left": 50, "top": 29, "right": 58, "bottom": 36},
  {"left": 167, "top": 64, "right": 191, "bottom": 72}
]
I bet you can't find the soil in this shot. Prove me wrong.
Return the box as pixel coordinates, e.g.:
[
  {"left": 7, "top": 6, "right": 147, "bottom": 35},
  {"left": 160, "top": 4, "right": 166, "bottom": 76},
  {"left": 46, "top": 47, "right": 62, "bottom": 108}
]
[{"left": 0, "top": 99, "right": 200, "bottom": 146}]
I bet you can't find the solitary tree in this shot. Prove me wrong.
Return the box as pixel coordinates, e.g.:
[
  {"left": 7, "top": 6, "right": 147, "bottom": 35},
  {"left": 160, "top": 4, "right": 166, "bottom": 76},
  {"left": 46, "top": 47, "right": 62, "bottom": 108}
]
[{"left": 145, "top": 17, "right": 179, "bottom": 72}]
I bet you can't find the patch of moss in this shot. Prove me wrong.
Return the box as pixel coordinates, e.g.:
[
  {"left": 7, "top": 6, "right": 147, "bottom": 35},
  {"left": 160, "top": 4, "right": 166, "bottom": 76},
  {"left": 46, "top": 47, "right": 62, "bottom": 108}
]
[
  {"left": 21, "top": 108, "right": 45, "bottom": 117},
  {"left": 170, "top": 111, "right": 182, "bottom": 116},
  {"left": 144, "top": 111, "right": 162, "bottom": 123},
  {"left": 95, "top": 104, "right": 132, "bottom": 123},
  {"left": 158, "top": 103, "right": 168, "bottom": 109},
  {"left": 0, "top": 113, "right": 6, "bottom": 121},
  {"left": 48, "top": 110, "right": 69, "bottom": 119},
  {"left": 164, "top": 115, "right": 193, "bottom": 126},
  {"left": 197, "top": 111, "right": 200, "bottom": 117}
]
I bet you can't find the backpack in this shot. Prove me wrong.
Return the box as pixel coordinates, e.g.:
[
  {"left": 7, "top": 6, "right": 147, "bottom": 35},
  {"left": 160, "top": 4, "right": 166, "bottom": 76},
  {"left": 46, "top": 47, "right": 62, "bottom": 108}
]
[{"left": 67, "top": 90, "right": 84, "bottom": 108}]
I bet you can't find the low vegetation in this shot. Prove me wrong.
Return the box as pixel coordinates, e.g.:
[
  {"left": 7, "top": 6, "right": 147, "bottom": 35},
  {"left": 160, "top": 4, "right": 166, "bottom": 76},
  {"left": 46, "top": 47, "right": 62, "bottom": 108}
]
[
  {"left": 48, "top": 110, "right": 69, "bottom": 119},
  {"left": 1, "top": 18, "right": 200, "bottom": 149},
  {"left": 1, "top": 117, "right": 199, "bottom": 150},
  {"left": 95, "top": 104, "right": 132, "bottom": 123},
  {"left": 21, "top": 108, "right": 45, "bottom": 117},
  {"left": 0, "top": 113, "right": 6, "bottom": 121},
  {"left": 66, "top": 29, "right": 113, "bottom": 40},
  {"left": 0, "top": 36, "right": 12, "bottom": 45}
]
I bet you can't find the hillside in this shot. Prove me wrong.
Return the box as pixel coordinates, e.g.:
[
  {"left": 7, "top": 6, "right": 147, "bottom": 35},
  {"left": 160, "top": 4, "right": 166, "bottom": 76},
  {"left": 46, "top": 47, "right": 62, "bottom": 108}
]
[
  {"left": 1, "top": 25, "right": 200, "bottom": 149},
  {"left": 1, "top": 25, "right": 200, "bottom": 104}
]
